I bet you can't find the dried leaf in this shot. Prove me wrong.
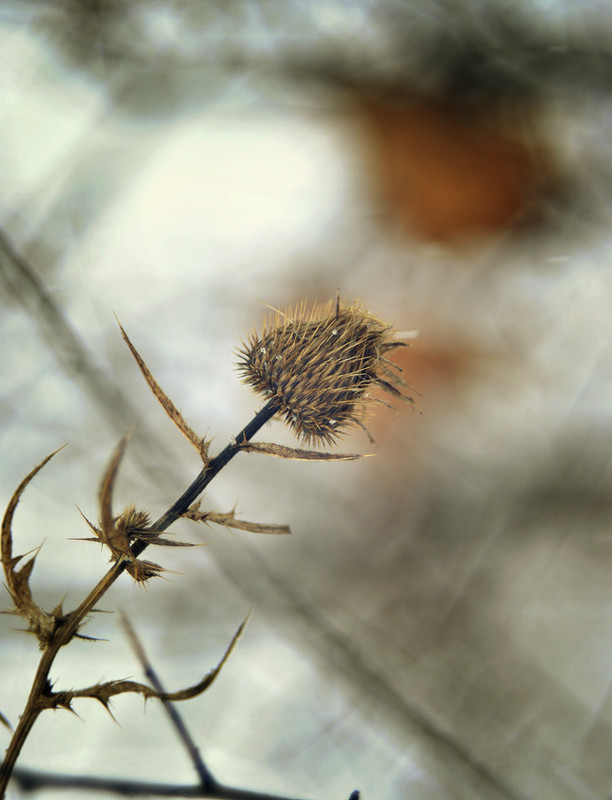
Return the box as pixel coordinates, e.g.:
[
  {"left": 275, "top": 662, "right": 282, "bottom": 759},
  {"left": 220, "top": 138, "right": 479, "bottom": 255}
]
[
  {"left": 75, "top": 507, "right": 100, "bottom": 538},
  {"left": 157, "top": 615, "right": 248, "bottom": 702},
  {"left": 184, "top": 504, "right": 290, "bottom": 535},
  {"left": 126, "top": 558, "right": 166, "bottom": 583},
  {"left": 98, "top": 437, "right": 132, "bottom": 562},
  {"left": 70, "top": 537, "right": 104, "bottom": 544},
  {"left": 117, "top": 506, "right": 151, "bottom": 536},
  {"left": 238, "top": 440, "right": 363, "bottom": 461},
  {"left": 2, "top": 449, "right": 58, "bottom": 592},
  {"left": 117, "top": 320, "right": 209, "bottom": 462},
  {"left": 5, "top": 549, "right": 40, "bottom": 617},
  {"left": 66, "top": 679, "right": 152, "bottom": 709},
  {"left": 65, "top": 617, "right": 247, "bottom": 707},
  {"left": 1, "top": 448, "right": 65, "bottom": 645},
  {"left": 131, "top": 532, "right": 197, "bottom": 547},
  {"left": 203, "top": 512, "right": 290, "bottom": 535},
  {"left": 78, "top": 506, "right": 188, "bottom": 549}
]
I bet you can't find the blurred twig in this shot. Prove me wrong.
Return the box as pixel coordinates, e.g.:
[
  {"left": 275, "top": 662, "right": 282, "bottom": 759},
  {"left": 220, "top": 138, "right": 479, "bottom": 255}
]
[
  {"left": 0, "top": 226, "right": 140, "bottom": 432},
  {"left": 121, "top": 612, "right": 219, "bottom": 792},
  {"left": 11, "top": 767, "right": 311, "bottom": 800}
]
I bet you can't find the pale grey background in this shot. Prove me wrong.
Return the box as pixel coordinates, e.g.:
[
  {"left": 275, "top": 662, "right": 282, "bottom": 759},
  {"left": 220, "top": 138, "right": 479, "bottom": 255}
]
[{"left": 2, "top": 3, "right": 612, "bottom": 800}]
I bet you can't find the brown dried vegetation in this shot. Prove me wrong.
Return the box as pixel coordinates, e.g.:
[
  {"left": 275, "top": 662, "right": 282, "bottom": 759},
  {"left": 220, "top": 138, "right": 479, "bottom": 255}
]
[{"left": 1, "top": 298, "right": 412, "bottom": 799}]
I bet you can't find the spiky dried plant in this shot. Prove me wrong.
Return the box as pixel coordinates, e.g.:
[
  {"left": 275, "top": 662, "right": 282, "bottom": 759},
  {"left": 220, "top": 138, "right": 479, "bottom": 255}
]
[
  {"left": 237, "top": 298, "right": 414, "bottom": 444},
  {"left": 0, "top": 297, "right": 414, "bottom": 800}
]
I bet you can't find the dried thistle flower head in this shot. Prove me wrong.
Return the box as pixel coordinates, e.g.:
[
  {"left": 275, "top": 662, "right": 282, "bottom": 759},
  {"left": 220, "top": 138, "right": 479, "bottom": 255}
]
[{"left": 237, "top": 298, "right": 414, "bottom": 444}]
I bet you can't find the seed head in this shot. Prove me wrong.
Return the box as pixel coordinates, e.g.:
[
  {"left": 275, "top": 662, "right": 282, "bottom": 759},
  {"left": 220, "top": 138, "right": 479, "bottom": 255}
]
[{"left": 237, "top": 298, "right": 413, "bottom": 444}]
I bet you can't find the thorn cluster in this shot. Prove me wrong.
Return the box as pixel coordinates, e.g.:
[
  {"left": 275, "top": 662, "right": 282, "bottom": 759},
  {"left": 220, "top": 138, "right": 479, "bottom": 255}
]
[{"left": 237, "top": 298, "right": 413, "bottom": 444}]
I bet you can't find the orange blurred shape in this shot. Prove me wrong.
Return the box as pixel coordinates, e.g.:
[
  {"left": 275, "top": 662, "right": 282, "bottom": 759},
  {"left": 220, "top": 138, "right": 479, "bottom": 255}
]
[{"left": 360, "top": 95, "right": 552, "bottom": 242}]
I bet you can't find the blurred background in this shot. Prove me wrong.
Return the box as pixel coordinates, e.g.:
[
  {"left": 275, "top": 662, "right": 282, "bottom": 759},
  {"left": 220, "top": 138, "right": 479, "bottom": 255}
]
[{"left": 2, "top": 1, "right": 612, "bottom": 799}]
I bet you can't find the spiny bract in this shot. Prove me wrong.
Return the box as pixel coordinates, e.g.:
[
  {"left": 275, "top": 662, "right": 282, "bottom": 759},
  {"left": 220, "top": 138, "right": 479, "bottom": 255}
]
[{"left": 237, "top": 298, "right": 413, "bottom": 444}]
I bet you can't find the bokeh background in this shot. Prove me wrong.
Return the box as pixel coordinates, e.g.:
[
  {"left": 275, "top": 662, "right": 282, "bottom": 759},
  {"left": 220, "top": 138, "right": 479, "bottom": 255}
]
[{"left": 2, "top": 2, "right": 612, "bottom": 799}]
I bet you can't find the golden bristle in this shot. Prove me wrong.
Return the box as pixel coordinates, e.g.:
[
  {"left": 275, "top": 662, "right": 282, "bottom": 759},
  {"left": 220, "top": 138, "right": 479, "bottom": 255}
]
[{"left": 237, "top": 299, "right": 413, "bottom": 444}]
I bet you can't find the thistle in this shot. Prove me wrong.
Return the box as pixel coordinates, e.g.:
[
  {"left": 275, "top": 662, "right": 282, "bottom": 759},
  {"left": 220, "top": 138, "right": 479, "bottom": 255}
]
[
  {"left": 237, "top": 298, "right": 414, "bottom": 444},
  {"left": 1, "top": 296, "right": 415, "bottom": 800}
]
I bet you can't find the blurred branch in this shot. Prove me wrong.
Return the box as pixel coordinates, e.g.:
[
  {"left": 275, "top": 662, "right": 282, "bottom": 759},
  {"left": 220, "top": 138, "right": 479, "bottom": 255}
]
[
  {"left": 121, "top": 613, "right": 219, "bottom": 791},
  {"left": 10, "top": 0, "right": 612, "bottom": 102},
  {"left": 0, "top": 226, "right": 149, "bottom": 437},
  {"left": 11, "top": 768, "right": 311, "bottom": 800}
]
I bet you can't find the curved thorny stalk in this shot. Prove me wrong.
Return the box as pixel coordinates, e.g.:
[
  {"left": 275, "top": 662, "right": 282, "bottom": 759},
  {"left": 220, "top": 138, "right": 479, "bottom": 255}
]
[{"left": 1, "top": 298, "right": 413, "bottom": 798}]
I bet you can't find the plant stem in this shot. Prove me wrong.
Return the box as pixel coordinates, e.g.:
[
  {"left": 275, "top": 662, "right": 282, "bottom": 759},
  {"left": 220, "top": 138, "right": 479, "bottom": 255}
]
[
  {"left": 151, "top": 400, "right": 278, "bottom": 535},
  {"left": 0, "top": 400, "right": 278, "bottom": 797}
]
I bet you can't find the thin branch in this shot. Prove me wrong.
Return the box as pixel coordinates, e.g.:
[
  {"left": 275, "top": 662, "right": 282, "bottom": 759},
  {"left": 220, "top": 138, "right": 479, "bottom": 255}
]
[
  {"left": 0, "top": 226, "right": 155, "bottom": 443},
  {"left": 149, "top": 400, "right": 279, "bottom": 536},
  {"left": 121, "top": 613, "right": 215, "bottom": 791},
  {"left": 11, "top": 768, "right": 311, "bottom": 800}
]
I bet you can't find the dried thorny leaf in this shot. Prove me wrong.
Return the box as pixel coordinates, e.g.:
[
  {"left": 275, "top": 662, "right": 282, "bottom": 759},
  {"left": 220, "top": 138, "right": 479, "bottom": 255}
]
[
  {"left": 237, "top": 440, "right": 363, "bottom": 461},
  {"left": 237, "top": 297, "right": 415, "bottom": 445},
  {"left": 202, "top": 512, "right": 290, "bottom": 535},
  {"left": 118, "top": 319, "right": 210, "bottom": 463},
  {"left": 39, "top": 679, "right": 77, "bottom": 714},
  {"left": 129, "top": 531, "right": 197, "bottom": 548},
  {"left": 47, "top": 617, "right": 248, "bottom": 711},
  {"left": 98, "top": 438, "right": 132, "bottom": 561},
  {"left": 154, "top": 614, "right": 248, "bottom": 701},
  {"left": 85, "top": 493, "right": 194, "bottom": 581},
  {"left": 116, "top": 507, "right": 194, "bottom": 548},
  {"left": 184, "top": 503, "right": 290, "bottom": 535},
  {"left": 1, "top": 447, "right": 67, "bottom": 646},
  {"left": 125, "top": 558, "right": 167, "bottom": 583},
  {"left": 117, "top": 506, "right": 151, "bottom": 537},
  {"left": 98, "top": 445, "right": 159, "bottom": 584},
  {"left": 74, "top": 507, "right": 100, "bottom": 540},
  {"left": 41, "top": 679, "right": 140, "bottom": 715},
  {"left": 78, "top": 506, "right": 193, "bottom": 550}
]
